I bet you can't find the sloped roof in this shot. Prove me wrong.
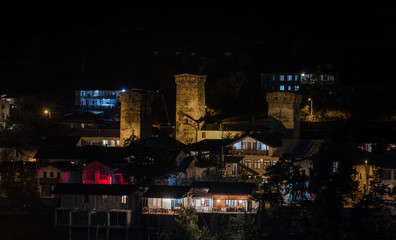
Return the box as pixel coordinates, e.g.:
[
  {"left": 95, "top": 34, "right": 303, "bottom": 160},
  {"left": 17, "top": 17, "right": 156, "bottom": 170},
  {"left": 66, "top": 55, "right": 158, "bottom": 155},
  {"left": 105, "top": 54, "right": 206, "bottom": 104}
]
[
  {"left": 355, "top": 151, "right": 396, "bottom": 169},
  {"left": 49, "top": 161, "right": 79, "bottom": 172},
  {"left": 143, "top": 136, "right": 186, "bottom": 151},
  {"left": 31, "top": 135, "right": 81, "bottom": 147},
  {"left": 141, "top": 186, "right": 191, "bottom": 198},
  {"left": 272, "top": 139, "right": 325, "bottom": 159},
  {"left": 52, "top": 183, "right": 138, "bottom": 195},
  {"left": 69, "top": 128, "right": 120, "bottom": 138},
  {"left": 34, "top": 146, "right": 133, "bottom": 162},
  {"left": 177, "top": 156, "right": 195, "bottom": 172},
  {"left": 191, "top": 181, "right": 257, "bottom": 195},
  {"left": 238, "top": 163, "right": 259, "bottom": 176},
  {"left": 189, "top": 139, "right": 233, "bottom": 151}
]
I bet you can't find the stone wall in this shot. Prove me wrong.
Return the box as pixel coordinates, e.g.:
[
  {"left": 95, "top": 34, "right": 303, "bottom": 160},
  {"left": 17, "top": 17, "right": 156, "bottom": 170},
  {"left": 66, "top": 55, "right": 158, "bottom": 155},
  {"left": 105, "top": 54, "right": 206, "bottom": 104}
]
[
  {"left": 266, "top": 92, "right": 302, "bottom": 139},
  {"left": 175, "top": 73, "right": 206, "bottom": 144},
  {"left": 120, "top": 89, "right": 153, "bottom": 146}
]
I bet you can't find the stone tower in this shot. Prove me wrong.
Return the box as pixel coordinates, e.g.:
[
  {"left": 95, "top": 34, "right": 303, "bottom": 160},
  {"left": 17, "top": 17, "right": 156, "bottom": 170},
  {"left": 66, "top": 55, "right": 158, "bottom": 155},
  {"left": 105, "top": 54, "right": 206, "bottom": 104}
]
[
  {"left": 120, "top": 89, "right": 153, "bottom": 146},
  {"left": 175, "top": 73, "right": 206, "bottom": 144},
  {"left": 266, "top": 92, "right": 302, "bottom": 139}
]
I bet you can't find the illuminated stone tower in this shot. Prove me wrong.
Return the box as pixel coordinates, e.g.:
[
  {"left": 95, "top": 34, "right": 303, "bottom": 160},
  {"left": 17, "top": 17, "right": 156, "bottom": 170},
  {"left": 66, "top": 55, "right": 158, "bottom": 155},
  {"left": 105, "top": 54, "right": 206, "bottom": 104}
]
[
  {"left": 175, "top": 73, "right": 206, "bottom": 144},
  {"left": 120, "top": 89, "right": 153, "bottom": 146},
  {"left": 266, "top": 92, "right": 302, "bottom": 139}
]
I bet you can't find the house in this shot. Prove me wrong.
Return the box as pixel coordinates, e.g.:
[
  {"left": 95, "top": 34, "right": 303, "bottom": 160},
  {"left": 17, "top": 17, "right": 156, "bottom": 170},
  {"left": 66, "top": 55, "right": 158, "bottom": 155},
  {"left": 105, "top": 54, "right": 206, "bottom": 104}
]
[
  {"left": 52, "top": 183, "right": 139, "bottom": 240},
  {"left": 141, "top": 185, "right": 191, "bottom": 214},
  {"left": 169, "top": 156, "right": 218, "bottom": 185},
  {"left": 190, "top": 181, "right": 260, "bottom": 214},
  {"left": 141, "top": 182, "right": 260, "bottom": 215},
  {"left": 34, "top": 146, "right": 134, "bottom": 166},
  {"left": 69, "top": 128, "right": 120, "bottom": 147},
  {"left": 224, "top": 133, "right": 282, "bottom": 178},
  {"left": 82, "top": 160, "right": 126, "bottom": 185},
  {"left": 37, "top": 161, "right": 81, "bottom": 198}
]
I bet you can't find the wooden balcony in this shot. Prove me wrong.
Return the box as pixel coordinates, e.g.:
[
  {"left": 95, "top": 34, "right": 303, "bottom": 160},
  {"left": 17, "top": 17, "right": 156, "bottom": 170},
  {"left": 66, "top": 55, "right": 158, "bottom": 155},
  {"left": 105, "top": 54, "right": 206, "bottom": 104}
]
[{"left": 231, "top": 149, "right": 269, "bottom": 156}]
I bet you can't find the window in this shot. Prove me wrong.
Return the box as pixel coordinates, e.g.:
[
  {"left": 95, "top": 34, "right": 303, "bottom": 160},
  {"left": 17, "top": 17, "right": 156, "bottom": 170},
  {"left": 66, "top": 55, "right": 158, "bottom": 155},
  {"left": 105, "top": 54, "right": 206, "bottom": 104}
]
[
  {"left": 253, "top": 142, "right": 257, "bottom": 150},
  {"left": 383, "top": 170, "right": 392, "bottom": 180},
  {"left": 295, "top": 75, "right": 298, "bottom": 81},
  {"left": 116, "top": 140, "right": 120, "bottom": 146},
  {"left": 263, "top": 160, "right": 271, "bottom": 169},
  {"left": 50, "top": 172, "right": 54, "bottom": 178},
  {"left": 288, "top": 86, "right": 291, "bottom": 91},
  {"left": 393, "top": 170, "right": 396, "bottom": 180},
  {"left": 202, "top": 132, "right": 206, "bottom": 139},
  {"left": 103, "top": 140, "right": 108, "bottom": 146},
  {"left": 121, "top": 195, "right": 127, "bottom": 204},
  {"left": 245, "top": 160, "right": 252, "bottom": 168},
  {"left": 226, "top": 200, "right": 235, "bottom": 207},
  {"left": 43, "top": 171, "right": 47, "bottom": 178},
  {"left": 271, "top": 75, "right": 276, "bottom": 81},
  {"left": 203, "top": 199, "right": 210, "bottom": 206},
  {"left": 280, "top": 85, "right": 285, "bottom": 91},
  {"left": 184, "top": 118, "right": 188, "bottom": 125},
  {"left": 258, "top": 143, "right": 262, "bottom": 149},
  {"left": 280, "top": 75, "right": 284, "bottom": 81},
  {"left": 242, "top": 142, "right": 246, "bottom": 150},
  {"left": 253, "top": 160, "right": 261, "bottom": 169},
  {"left": 287, "top": 75, "right": 292, "bottom": 81},
  {"left": 295, "top": 85, "right": 300, "bottom": 91},
  {"left": 247, "top": 142, "right": 251, "bottom": 150}
]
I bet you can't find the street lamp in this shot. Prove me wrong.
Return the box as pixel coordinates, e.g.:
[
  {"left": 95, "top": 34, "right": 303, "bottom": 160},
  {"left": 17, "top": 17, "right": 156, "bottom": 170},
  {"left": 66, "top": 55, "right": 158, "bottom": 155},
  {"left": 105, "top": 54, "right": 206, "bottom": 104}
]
[
  {"left": 44, "top": 109, "right": 51, "bottom": 120},
  {"left": 364, "top": 160, "right": 369, "bottom": 191},
  {"left": 308, "top": 98, "right": 313, "bottom": 116}
]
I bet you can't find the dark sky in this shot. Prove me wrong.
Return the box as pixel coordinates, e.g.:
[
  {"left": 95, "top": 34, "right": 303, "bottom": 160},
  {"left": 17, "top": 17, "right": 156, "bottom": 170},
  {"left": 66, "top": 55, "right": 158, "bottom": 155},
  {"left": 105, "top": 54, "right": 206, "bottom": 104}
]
[{"left": 1, "top": 1, "right": 396, "bottom": 97}]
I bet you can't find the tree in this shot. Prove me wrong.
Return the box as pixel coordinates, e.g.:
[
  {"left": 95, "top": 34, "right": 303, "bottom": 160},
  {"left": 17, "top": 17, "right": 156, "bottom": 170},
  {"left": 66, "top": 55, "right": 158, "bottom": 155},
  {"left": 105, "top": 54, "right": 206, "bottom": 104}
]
[
  {"left": 229, "top": 214, "right": 261, "bottom": 240},
  {"left": 0, "top": 161, "right": 39, "bottom": 205},
  {"left": 122, "top": 140, "right": 176, "bottom": 187},
  {"left": 261, "top": 155, "right": 291, "bottom": 207},
  {"left": 175, "top": 206, "right": 202, "bottom": 240},
  {"left": 308, "top": 141, "right": 358, "bottom": 240}
]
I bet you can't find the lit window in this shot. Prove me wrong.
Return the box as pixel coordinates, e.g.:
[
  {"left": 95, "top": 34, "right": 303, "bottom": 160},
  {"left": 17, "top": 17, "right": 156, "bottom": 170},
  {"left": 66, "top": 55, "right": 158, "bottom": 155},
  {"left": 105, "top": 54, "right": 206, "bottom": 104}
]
[
  {"left": 202, "top": 199, "right": 210, "bottom": 206},
  {"left": 122, "top": 195, "right": 127, "bottom": 204},
  {"left": 295, "top": 75, "right": 298, "bottom": 81},
  {"left": 245, "top": 160, "right": 252, "bottom": 168},
  {"left": 295, "top": 86, "right": 299, "bottom": 91},
  {"left": 287, "top": 75, "right": 292, "bottom": 81},
  {"left": 103, "top": 140, "right": 108, "bottom": 146},
  {"left": 280, "top": 85, "right": 285, "bottom": 91},
  {"left": 116, "top": 140, "right": 120, "bottom": 146},
  {"left": 253, "top": 160, "right": 261, "bottom": 169},
  {"left": 288, "top": 86, "right": 291, "bottom": 91},
  {"left": 280, "top": 75, "right": 284, "bottom": 81}
]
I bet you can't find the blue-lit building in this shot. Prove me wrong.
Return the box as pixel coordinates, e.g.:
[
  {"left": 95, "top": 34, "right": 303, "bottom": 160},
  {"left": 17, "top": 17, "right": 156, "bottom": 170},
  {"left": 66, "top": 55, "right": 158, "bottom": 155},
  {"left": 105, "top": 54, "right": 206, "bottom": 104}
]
[
  {"left": 260, "top": 73, "right": 335, "bottom": 92},
  {"left": 75, "top": 90, "right": 124, "bottom": 109}
]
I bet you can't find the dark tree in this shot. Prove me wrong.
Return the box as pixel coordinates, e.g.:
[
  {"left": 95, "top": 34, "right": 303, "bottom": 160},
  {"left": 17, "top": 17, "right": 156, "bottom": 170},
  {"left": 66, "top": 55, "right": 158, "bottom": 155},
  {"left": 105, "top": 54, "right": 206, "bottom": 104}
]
[{"left": 122, "top": 139, "right": 176, "bottom": 187}]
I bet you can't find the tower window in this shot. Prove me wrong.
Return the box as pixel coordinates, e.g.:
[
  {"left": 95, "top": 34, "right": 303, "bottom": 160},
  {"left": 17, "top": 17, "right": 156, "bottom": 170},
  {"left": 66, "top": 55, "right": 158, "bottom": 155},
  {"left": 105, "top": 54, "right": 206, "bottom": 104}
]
[{"left": 202, "top": 132, "right": 206, "bottom": 139}]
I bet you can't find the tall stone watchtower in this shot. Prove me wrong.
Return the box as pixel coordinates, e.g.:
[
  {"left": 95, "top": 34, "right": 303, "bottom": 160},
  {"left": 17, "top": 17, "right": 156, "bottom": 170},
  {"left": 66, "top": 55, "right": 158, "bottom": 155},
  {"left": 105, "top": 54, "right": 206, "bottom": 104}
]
[
  {"left": 266, "top": 92, "right": 302, "bottom": 139},
  {"left": 120, "top": 89, "right": 154, "bottom": 146},
  {"left": 175, "top": 73, "right": 206, "bottom": 144}
]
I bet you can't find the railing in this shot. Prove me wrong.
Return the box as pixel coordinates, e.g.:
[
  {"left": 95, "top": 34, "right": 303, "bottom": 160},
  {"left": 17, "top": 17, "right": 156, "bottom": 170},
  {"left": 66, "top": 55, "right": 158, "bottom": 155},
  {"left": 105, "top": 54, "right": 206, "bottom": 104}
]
[
  {"left": 142, "top": 207, "right": 178, "bottom": 215},
  {"left": 231, "top": 149, "right": 269, "bottom": 155}
]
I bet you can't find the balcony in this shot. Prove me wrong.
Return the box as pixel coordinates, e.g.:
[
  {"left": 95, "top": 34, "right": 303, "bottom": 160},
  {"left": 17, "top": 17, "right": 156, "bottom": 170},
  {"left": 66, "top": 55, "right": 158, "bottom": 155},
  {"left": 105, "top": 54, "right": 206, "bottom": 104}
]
[{"left": 231, "top": 149, "right": 268, "bottom": 156}]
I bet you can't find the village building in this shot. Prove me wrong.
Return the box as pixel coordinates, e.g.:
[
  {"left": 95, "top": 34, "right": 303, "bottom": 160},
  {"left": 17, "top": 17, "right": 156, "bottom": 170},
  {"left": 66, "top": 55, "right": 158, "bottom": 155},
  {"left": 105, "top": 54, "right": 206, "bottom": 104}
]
[{"left": 52, "top": 183, "right": 139, "bottom": 240}]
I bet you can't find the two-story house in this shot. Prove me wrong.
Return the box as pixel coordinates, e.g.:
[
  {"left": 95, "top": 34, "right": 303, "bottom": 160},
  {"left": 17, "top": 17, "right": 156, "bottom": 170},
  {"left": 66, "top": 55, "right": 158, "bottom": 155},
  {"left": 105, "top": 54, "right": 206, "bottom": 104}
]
[{"left": 224, "top": 133, "right": 282, "bottom": 179}]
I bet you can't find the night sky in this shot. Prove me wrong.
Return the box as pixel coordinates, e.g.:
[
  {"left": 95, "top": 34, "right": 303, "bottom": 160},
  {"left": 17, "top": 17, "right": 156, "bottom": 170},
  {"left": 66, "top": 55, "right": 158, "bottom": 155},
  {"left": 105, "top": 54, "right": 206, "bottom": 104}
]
[{"left": 1, "top": 1, "right": 396, "bottom": 99}]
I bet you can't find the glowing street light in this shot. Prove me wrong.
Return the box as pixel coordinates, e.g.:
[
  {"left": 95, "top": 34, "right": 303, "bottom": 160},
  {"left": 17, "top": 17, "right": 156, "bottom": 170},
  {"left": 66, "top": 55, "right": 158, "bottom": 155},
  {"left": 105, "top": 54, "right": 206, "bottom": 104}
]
[
  {"left": 44, "top": 109, "right": 51, "bottom": 120},
  {"left": 308, "top": 98, "right": 313, "bottom": 116}
]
